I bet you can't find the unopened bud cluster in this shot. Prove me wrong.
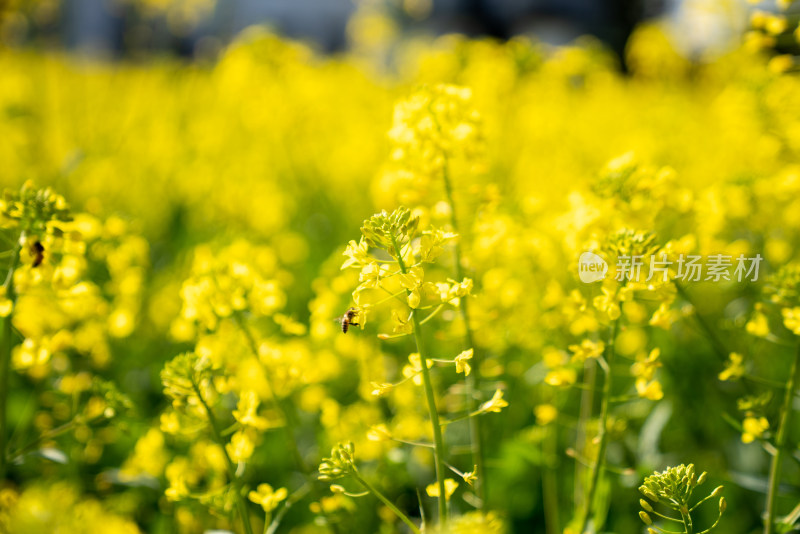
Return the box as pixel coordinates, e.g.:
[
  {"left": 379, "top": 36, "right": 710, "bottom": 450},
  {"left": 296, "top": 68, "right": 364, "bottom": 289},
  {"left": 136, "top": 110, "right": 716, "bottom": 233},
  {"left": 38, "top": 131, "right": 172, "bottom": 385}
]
[
  {"left": 318, "top": 442, "right": 356, "bottom": 481},
  {"left": 639, "top": 464, "right": 725, "bottom": 532},
  {"left": 360, "top": 207, "right": 419, "bottom": 251}
]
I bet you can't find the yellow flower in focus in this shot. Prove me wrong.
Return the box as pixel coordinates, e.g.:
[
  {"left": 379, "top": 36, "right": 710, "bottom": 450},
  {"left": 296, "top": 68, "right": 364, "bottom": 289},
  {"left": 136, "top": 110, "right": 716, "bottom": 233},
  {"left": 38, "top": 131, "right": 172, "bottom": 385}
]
[
  {"left": 248, "top": 483, "right": 288, "bottom": 513},
  {"left": 426, "top": 478, "right": 458, "bottom": 500},
  {"left": 434, "top": 277, "right": 473, "bottom": 305},
  {"left": 461, "top": 466, "right": 478, "bottom": 486},
  {"left": 719, "top": 353, "right": 745, "bottom": 381},
  {"left": 742, "top": 416, "right": 769, "bottom": 443},
  {"left": 478, "top": 390, "right": 508, "bottom": 414},
  {"left": 455, "top": 348, "right": 473, "bottom": 376},
  {"left": 341, "top": 238, "right": 371, "bottom": 269}
]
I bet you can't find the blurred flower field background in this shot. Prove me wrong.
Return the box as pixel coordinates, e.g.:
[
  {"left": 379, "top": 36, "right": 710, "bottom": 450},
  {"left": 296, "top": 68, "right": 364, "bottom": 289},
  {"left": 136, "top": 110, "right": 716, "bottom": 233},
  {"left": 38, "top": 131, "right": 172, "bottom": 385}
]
[{"left": 3, "top": 1, "right": 800, "bottom": 533}]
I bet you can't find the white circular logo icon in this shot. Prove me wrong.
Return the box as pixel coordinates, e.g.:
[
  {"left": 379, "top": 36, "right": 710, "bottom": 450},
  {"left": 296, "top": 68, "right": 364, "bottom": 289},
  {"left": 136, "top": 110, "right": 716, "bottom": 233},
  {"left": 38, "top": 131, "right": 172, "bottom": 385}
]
[{"left": 578, "top": 252, "right": 608, "bottom": 283}]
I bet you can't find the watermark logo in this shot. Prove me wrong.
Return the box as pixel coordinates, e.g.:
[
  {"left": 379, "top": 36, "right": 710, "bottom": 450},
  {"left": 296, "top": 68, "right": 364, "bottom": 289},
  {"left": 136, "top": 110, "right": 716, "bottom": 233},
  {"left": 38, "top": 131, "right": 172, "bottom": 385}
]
[
  {"left": 578, "top": 251, "right": 608, "bottom": 283},
  {"left": 578, "top": 252, "right": 763, "bottom": 283}
]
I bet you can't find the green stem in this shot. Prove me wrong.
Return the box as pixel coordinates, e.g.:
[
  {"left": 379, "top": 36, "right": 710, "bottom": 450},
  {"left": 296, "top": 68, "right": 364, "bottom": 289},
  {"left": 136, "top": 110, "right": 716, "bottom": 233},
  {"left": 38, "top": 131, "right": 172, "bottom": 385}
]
[
  {"left": 262, "top": 513, "right": 271, "bottom": 534},
  {"left": 391, "top": 234, "right": 448, "bottom": 528},
  {"left": 578, "top": 319, "right": 618, "bottom": 533},
  {"left": 697, "top": 511, "right": 723, "bottom": 534},
  {"left": 192, "top": 381, "right": 254, "bottom": 534},
  {"left": 265, "top": 484, "right": 310, "bottom": 534},
  {"left": 680, "top": 506, "right": 694, "bottom": 534},
  {"left": 0, "top": 244, "right": 21, "bottom": 481},
  {"left": 442, "top": 159, "right": 486, "bottom": 506},
  {"left": 574, "top": 358, "right": 597, "bottom": 509},
  {"left": 764, "top": 344, "right": 800, "bottom": 534},
  {"left": 352, "top": 468, "right": 421, "bottom": 534}
]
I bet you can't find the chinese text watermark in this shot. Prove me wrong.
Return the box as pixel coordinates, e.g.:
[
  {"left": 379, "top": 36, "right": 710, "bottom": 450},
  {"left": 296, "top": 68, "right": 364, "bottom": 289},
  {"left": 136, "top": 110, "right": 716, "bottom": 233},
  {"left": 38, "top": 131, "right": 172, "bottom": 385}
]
[{"left": 579, "top": 253, "right": 763, "bottom": 283}]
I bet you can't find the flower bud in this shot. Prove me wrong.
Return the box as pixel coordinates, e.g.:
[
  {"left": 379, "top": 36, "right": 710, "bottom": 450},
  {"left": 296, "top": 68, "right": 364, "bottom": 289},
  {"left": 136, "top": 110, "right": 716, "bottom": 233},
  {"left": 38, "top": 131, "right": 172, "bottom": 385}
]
[
  {"left": 640, "top": 499, "right": 654, "bottom": 513},
  {"left": 710, "top": 485, "right": 724, "bottom": 497},
  {"left": 639, "top": 511, "right": 653, "bottom": 525},
  {"left": 719, "top": 496, "right": 727, "bottom": 513},
  {"left": 642, "top": 488, "right": 659, "bottom": 502}
]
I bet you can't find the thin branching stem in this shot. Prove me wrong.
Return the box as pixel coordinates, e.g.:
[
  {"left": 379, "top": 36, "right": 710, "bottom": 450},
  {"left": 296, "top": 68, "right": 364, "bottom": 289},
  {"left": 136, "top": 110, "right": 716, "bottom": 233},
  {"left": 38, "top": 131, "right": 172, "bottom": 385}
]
[
  {"left": 266, "top": 484, "right": 311, "bottom": 534},
  {"left": 351, "top": 468, "right": 421, "bottom": 534}
]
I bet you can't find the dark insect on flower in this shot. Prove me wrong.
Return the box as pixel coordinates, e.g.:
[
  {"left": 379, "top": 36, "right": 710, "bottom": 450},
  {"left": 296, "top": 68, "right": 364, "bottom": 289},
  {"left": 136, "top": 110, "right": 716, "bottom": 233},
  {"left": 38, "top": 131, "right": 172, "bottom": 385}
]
[
  {"left": 30, "top": 240, "right": 44, "bottom": 267},
  {"left": 339, "top": 307, "right": 360, "bottom": 334}
]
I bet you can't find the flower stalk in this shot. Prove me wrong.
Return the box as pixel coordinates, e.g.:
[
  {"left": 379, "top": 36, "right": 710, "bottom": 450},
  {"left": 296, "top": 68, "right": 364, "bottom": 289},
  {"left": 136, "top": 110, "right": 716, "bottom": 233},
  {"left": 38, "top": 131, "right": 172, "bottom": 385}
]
[
  {"left": 442, "top": 159, "right": 486, "bottom": 505},
  {"left": 391, "top": 233, "right": 448, "bottom": 527},
  {"left": 679, "top": 506, "right": 694, "bottom": 534},
  {"left": 578, "top": 318, "right": 618, "bottom": 533},
  {"left": 351, "top": 468, "right": 421, "bottom": 534},
  {"left": 763, "top": 344, "right": 800, "bottom": 534}
]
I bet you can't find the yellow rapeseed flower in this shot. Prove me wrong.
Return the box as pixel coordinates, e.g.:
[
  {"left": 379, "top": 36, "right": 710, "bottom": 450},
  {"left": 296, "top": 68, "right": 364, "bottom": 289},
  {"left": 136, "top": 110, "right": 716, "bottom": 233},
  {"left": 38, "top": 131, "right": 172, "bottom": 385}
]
[
  {"left": 426, "top": 478, "right": 459, "bottom": 500},
  {"left": 248, "top": 483, "right": 288, "bottom": 513}
]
